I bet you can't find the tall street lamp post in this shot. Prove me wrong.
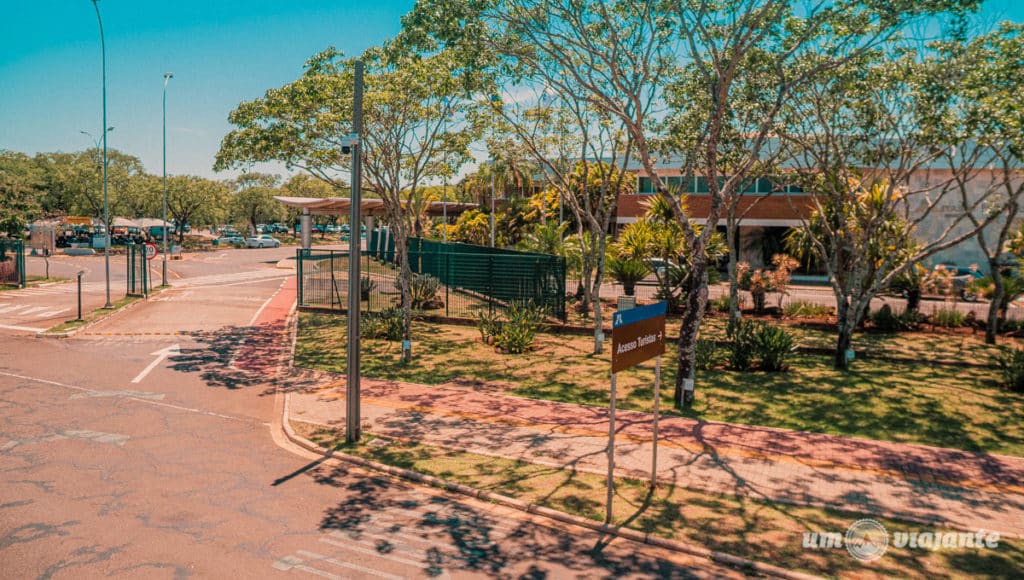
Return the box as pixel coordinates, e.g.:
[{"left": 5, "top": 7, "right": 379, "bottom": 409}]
[
  {"left": 162, "top": 72, "right": 173, "bottom": 287},
  {"left": 90, "top": 0, "right": 112, "bottom": 308}
]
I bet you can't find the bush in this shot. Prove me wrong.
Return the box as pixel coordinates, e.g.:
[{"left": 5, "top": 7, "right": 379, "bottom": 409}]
[
  {"left": 784, "top": 300, "right": 829, "bottom": 318},
  {"left": 409, "top": 274, "right": 443, "bottom": 310},
  {"left": 727, "top": 320, "right": 795, "bottom": 372},
  {"left": 361, "top": 307, "right": 403, "bottom": 341},
  {"left": 726, "top": 320, "right": 757, "bottom": 371},
  {"left": 695, "top": 338, "right": 719, "bottom": 370},
  {"left": 494, "top": 300, "right": 545, "bottom": 354},
  {"left": 931, "top": 308, "right": 965, "bottom": 328},
  {"left": 751, "top": 323, "right": 796, "bottom": 372},
  {"left": 476, "top": 311, "right": 502, "bottom": 343},
  {"left": 711, "top": 295, "right": 731, "bottom": 314},
  {"left": 994, "top": 347, "right": 1024, "bottom": 392}
]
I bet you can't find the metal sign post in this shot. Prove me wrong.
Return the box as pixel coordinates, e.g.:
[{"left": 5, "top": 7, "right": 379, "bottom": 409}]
[
  {"left": 607, "top": 301, "right": 667, "bottom": 523},
  {"left": 346, "top": 60, "right": 364, "bottom": 444}
]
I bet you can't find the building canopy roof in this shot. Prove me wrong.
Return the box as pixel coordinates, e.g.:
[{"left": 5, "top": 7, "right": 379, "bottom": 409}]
[{"left": 274, "top": 196, "right": 478, "bottom": 217}]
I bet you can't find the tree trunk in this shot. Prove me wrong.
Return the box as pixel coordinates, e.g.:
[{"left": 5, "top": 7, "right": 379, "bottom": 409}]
[
  {"left": 393, "top": 224, "right": 413, "bottom": 363},
  {"left": 986, "top": 268, "right": 1005, "bottom": 345},
  {"left": 674, "top": 258, "right": 709, "bottom": 409},
  {"left": 906, "top": 289, "right": 921, "bottom": 313},
  {"left": 726, "top": 223, "right": 741, "bottom": 333},
  {"left": 834, "top": 299, "right": 853, "bottom": 370}
]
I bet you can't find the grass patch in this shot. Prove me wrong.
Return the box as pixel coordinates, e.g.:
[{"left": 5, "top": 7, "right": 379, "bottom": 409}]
[
  {"left": 295, "top": 312, "right": 1024, "bottom": 456},
  {"left": 43, "top": 291, "right": 158, "bottom": 334},
  {"left": 291, "top": 420, "right": 1024, "bottom": 579}
]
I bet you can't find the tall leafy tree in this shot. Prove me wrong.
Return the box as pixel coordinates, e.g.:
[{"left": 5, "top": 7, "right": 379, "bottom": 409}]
[
  {"left": 402, "top": 0, "right": 980, "bottom": 406},
  {"left": 166, "top": 176, "right": 228, "bottom": 243},
  {"left": 0, "top": 151, "right": 43, "bottom": 236},
  {"left": 228, "top": 173, "right": 283, "bottom": 234},
  {"left": 780, "top": 50, "right": 994, "bottom": 369},
  {"left": 926, "top": 23, "right": 1024, "bottom": 344},
  {"left": 216, "top": 44, "right": 478, "bottom": 361}
]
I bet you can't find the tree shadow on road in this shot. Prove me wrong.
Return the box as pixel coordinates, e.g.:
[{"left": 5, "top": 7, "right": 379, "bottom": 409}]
[
  {"left": 308, "top": 463, "right": 705, "bottom": 579},
  {"left": 165, "top": 321, "right": 323, "bottom": 396}
]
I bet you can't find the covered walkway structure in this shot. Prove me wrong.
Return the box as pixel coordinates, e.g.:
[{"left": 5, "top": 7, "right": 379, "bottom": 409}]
[{"left": 273, "top": 196, "right": 478, "bottom": 248}]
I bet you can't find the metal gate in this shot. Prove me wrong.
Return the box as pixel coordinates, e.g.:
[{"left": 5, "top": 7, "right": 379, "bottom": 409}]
[
  {"left": 126, "top": 243, "right": 149, "bottom": 297},
  {"left": 0, "top": 239, "right": 25, "bottom": 288}
]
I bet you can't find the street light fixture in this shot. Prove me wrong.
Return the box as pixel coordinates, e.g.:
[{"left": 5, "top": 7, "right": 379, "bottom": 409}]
[
  {"left": 162, "top": 72, "right": 173, "bottom": 287},
  {"left": 90, "top": 0, "right": 112, "bottom": 308}
]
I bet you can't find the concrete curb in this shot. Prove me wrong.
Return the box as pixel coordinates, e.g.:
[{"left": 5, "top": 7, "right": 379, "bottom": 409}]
[
  {"left": 35, "top": 294, "right": 151, "bottom": 339},
  {"left": 279, "top": 393, "right": 821, "bottom": 580}
]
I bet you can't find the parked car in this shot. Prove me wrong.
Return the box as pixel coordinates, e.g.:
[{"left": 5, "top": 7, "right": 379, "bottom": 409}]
[
  {"left": 214, "top": 233, "right": 245, "bottom": 246},
  {"left": 246, "top": 234, "right": 281, "bottom": 248},
  {"left": 931, "top": 263, "right": 984, "bottom": 302},
  {"left": 325, "top": 224, "right": 341, "bottom": 234}
]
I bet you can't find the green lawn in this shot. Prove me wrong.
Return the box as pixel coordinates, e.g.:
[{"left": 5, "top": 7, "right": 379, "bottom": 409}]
[{"left": 295, "top": 312, "right": 1024, "bottom": 456}]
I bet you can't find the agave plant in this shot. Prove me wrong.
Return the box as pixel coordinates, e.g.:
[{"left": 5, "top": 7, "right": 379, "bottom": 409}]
[{"left": 606, "top": 256, "right": 649, "bottom": 296}]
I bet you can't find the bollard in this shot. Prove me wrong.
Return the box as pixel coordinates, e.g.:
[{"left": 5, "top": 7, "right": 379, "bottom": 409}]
[{"left": 76, "top": 270, "right": 85, "bottom": 321}]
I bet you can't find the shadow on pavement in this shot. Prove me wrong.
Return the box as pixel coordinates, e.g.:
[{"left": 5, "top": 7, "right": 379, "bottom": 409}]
[{"left": 310, "top": 464, "right": 704, "bottom": 579}]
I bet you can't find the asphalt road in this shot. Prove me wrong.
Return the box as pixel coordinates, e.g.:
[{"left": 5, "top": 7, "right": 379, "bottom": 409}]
[{"left": 1, "top": 246, "right": 736, "bottom": 578}]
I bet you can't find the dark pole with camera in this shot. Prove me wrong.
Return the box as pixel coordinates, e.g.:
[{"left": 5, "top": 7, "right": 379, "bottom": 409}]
[{"left": 346, "top": 60, "right": 364, "bottom": 444}]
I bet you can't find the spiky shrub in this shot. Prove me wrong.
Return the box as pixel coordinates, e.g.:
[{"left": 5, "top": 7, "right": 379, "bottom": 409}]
[
  {"left": 409, "top": 273, "right": 443, "bottom": 310},
  {"left": 784, "top": 300, "right": 829, "bottom": 318},
  {"left": 994, "top": 347, "right": 1024, "bottom": 392},
  {"left": 711, "top": 295, "right": 731, "bottom": 314},
  {"left": 695, "top": 338, "right": 719, "bottom": 370},
  {"left": 931, "top": 308, "right": 965, "bottom": 328},
  {"left": 495, "top": 300, "right": 545, "bottom": 354},
  {"left": 726, "top": 320, "right": 757, "bottom": 371},
  {"left": 361, "top": 307, "right": 403, "bottom": 341},
  {"left": 606, "top": 256, "right": 649, "bottom": 297},
  {"left": 476, "top": 311, "right": 502, "bottom": 343},
  {"left": 751, "top": 323, "right": 796, "bottom": 372}
]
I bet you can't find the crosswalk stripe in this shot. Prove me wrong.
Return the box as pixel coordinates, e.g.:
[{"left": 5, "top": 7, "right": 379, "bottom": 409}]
[{"left": 295, "top": 550, "right": 405, "bottom": 580}]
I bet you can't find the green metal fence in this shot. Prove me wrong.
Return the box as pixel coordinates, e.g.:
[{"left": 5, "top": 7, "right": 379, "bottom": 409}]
[
  {"left": 298, "top": 239, "right": 566, "bottom": 321},
  {"left": 125, "top": 243, "right": 149, "bottom": 297},
  {"left": 0, "top": 239, "right": 26, "bottom": 288}
]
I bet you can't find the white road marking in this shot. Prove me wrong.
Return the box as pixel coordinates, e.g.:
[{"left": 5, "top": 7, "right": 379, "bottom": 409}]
[
  {"left": 36, "top": 308, "right": 70, "bottom": 318},
  {"left": 295, "top": 550, "right": 405, "bottom": 580},
  {"left": 71, "top": 390, "right": 165, "bottom": 400},
  {"left": 0, "top": 370, "right": 243, "bottom": 422},
  {"left": 2, "top": 429, "right": 130, "bottom": 451},
  {"left": 272, "top": 555, "right": 341, "bottom": 579},
  {"left": 0, "top": 324, "right": 46, "bottom": 332},
  {"left": 131, "top": 344, "right": 180, "bottom": 384},
  {"left": 0, "top": 304, "right": 29, "bottom": 314}
]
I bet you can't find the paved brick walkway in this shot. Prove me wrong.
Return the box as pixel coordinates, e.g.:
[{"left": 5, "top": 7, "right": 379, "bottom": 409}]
[{"left": 276, "top": 276, "right": 1024, "bottom": 537}]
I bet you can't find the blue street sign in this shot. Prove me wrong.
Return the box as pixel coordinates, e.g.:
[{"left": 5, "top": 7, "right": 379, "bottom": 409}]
[{"left": 612, "top": 301, "right": 667, "bottom": 328}]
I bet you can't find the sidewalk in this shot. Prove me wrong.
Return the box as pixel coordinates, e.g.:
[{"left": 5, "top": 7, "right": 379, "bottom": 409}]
[
  {"left": 288, "top": 378, "right": 1024, "bottom": 537},
  {"left": 273, "top": 278, "right": 1024, "bottom": 537}
]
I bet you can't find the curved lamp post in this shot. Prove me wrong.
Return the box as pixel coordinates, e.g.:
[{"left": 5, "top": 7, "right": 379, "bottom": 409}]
[
  {"left": 162, "top": 72, "right": 173, "bottom": 287},
  {"left": 90, "top": 0, "right": 112, "bottom": 308}
]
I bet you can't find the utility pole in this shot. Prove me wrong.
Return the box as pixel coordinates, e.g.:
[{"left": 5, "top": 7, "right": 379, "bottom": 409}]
[
  {"left": 346, "top": 60, "right": 364, "bottom": 444},
  {"left": 91, "top": 0, "right": 112, "bottom": 308},
  {"left": 162, "top": 72, "right": 173, "bottom": 287}
]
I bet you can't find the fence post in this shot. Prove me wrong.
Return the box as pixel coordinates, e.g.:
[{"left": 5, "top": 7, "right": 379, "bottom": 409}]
[
  {"left": 17, "top": 241, "right": 25, "bottom": 288},
  {"left": 445, "top": 252, "right": 449, "bottom": 318},
  {"left": 296, "top": 249, "right": 304, "bottom": 307},
  {"left": 488, "top": 255, "right": 495, "bottom": 315}
]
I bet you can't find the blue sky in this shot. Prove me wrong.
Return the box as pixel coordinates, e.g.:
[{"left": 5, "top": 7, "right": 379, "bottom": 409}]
[
  {"left": 0, "top": 1, "right": 414, "bottom": 179},
  {"left": 1, "top": 1, "right": 1021, "bottom": 181}
]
